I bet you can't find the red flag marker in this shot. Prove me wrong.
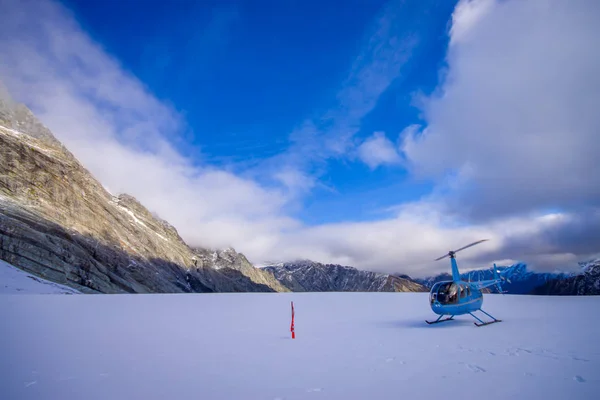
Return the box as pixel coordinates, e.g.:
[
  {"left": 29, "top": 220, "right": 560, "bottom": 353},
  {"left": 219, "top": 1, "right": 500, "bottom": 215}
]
[{"left": 291, "top": 301, "right": 295, "bottom": 339}]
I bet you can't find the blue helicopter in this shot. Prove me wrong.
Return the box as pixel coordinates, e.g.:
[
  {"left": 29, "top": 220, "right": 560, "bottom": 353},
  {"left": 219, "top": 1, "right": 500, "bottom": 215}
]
[{"left": 426, "top": 239, "right": 508, "bottom": 327}]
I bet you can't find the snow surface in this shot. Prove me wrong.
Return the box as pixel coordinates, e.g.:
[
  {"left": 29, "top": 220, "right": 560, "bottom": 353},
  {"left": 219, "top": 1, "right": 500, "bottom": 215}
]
[
  {"left": 1, "top": 290, "right": 598, "bottom": 399},
  {"left": 0, "top": 260, "right": 81, "bottom": 294}
]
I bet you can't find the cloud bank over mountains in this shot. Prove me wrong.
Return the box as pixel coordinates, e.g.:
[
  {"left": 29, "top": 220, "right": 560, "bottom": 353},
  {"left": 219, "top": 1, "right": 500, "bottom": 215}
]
[{"left": 1, "top": 0, "right": 598, "bottom": 277}]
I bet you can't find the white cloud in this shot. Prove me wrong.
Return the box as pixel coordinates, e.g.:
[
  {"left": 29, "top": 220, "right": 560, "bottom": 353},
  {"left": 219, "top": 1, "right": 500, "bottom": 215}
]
[
  {"left": 357, "top": 131, "right": 401, "bottom": 169},
  {"left": 258, "top": 202, "right": 600, "bottom": 276},
  {"left": 252, "top": 0, "right": 600, "bottom": 276},
  {"left": 449, "top": 0, "right": 495, "bottom": 45},
  {"left": 1, "top": 0, "right": 598, "bottom": 279},
  {"left": 274, "top": 168, "right": 316, "bottom": 197},
  {"left": 401, "top": 0, "right": 600, "bottom": 222}
]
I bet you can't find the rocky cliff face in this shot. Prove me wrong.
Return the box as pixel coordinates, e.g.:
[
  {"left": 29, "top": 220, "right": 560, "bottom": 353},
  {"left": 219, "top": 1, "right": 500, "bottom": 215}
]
[
  {"left": 0, "top": 87, "right": 287, "bottom": 294},
  {"left": 263, "top": 260, "right": 427, "bottom": 292}
]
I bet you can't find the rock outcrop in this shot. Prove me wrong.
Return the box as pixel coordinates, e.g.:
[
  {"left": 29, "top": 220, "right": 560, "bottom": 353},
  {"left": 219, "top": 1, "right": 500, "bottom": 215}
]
[{"left": 0, "top": 86, "right": 287, "bottom": 294}]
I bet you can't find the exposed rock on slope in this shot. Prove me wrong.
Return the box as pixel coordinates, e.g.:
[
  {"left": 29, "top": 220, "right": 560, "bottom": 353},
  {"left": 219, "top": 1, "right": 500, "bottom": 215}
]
[
  {"left": 263, "top": 260, "right": 427, "bottom": 292},
  {"left": 193, "top": 247, "right": 286, "bottom": 291},
  {"left": 0, "top": 87, "right": 61, "bottom": 147},
  {"left": 0, "top": 88, "right": 287, "bottom": 294}
]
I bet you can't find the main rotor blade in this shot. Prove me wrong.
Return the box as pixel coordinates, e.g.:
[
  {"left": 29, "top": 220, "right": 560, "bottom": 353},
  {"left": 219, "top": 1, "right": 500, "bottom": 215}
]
[
  {"left": 453, "top": 239, "right": 489, "bottom": 254},
  {"left": 434, "top": 254, "right": 450, "bottom": 261},
  {"left": 433, "top": 239, "right": 489, "bottom": 261}
]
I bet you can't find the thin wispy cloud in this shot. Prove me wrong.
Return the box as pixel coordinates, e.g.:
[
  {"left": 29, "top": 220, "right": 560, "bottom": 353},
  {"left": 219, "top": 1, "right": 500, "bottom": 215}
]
[{"left": 259, "top": 0, "right": 418, "bottom": 194}]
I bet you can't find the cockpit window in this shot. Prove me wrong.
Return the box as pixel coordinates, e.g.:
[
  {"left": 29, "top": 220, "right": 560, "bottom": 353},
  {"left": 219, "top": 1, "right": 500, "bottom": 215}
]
[{"left": 435, "top": 282, "right": 459, "bottom": 305}]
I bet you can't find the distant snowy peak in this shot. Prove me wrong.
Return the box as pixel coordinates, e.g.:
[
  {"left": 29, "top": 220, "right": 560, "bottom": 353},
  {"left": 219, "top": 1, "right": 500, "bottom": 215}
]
[
  {"left": 263, "top": 260, "right": 427, "bottom": 292},
  {"left": 579, "top": 259, "right": 600, "bottom": 273}
]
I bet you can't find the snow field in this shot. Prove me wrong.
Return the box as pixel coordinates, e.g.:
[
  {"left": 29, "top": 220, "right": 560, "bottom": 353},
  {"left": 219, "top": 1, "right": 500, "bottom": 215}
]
[{"left": 0, "top": 289, "right": 599, "bottom": 399}]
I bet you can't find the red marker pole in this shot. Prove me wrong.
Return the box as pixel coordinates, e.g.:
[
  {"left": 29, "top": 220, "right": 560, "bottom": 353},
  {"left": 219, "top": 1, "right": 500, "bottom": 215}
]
[{"left": 291, "top": 301, "right": 295, "bottom": 339}]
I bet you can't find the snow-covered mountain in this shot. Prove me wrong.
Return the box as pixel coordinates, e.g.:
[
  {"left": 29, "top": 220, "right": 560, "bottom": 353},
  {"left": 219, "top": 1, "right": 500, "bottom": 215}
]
[{"left": 263, "top": 260, "right": 427, "bottom": 292}]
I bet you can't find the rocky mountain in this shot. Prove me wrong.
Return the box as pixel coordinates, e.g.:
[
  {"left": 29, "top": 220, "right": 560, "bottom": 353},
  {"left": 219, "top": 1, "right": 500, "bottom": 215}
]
[
  {"left": 531, "top": 259, "right": 600, "bottom": 295},
  {"left": 263, "top": 260, "right": 427, "bottom": 292},
  {"left": 0, "top": 84, "right": 288, "bottom": 294}
]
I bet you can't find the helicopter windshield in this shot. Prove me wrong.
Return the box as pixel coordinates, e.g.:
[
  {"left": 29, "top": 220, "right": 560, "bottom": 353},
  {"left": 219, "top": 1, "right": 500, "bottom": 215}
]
[{"left": 435, "top": 282, "right": 459, "bottom": 305}]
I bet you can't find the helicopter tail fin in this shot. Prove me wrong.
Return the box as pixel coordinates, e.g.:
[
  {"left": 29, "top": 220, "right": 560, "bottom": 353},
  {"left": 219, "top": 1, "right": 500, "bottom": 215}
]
[
  {"left": 471, "top": 264, "right": 508, "bottom": 293},
  {"left": 492, "top": 264, "right": 506, "bottom": 294}
]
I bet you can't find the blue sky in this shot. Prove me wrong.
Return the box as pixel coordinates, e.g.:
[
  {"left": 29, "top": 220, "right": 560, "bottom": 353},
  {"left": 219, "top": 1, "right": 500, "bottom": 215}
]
[
  {"left": 60, "top": 0, "right": 457, "bottom": 225},
  {"left": 1, "top": 0, "right": 598, "bottom": 276}
]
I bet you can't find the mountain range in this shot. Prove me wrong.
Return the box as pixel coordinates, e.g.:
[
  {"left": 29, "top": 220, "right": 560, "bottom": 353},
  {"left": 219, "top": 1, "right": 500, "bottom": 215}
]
[
  {"left": 1, "top": 82, "right": 598, "bottom": 296},
  {"left": 263, "top": 260, "right": 427, "bottom": 292},
  {"left": 531, "top": 259, "right": 600, "bottom": 295}
]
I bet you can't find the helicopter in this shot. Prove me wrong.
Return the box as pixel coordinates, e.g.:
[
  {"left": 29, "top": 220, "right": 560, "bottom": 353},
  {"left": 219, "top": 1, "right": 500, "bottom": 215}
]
[{"left": 426, "top": 239, "right": 509, "bottom": 327}]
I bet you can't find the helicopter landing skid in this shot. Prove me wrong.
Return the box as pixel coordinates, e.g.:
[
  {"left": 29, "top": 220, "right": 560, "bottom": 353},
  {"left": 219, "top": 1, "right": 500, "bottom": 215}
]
[
  {"left": 473, "top": 320, "right": 502, "bottom": 327},
  {"left": 425, "top": 315, "right": 455, "bottom": 324},
  {"left": 469, "top": 309, "right": 502, "bottom": 327}
]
